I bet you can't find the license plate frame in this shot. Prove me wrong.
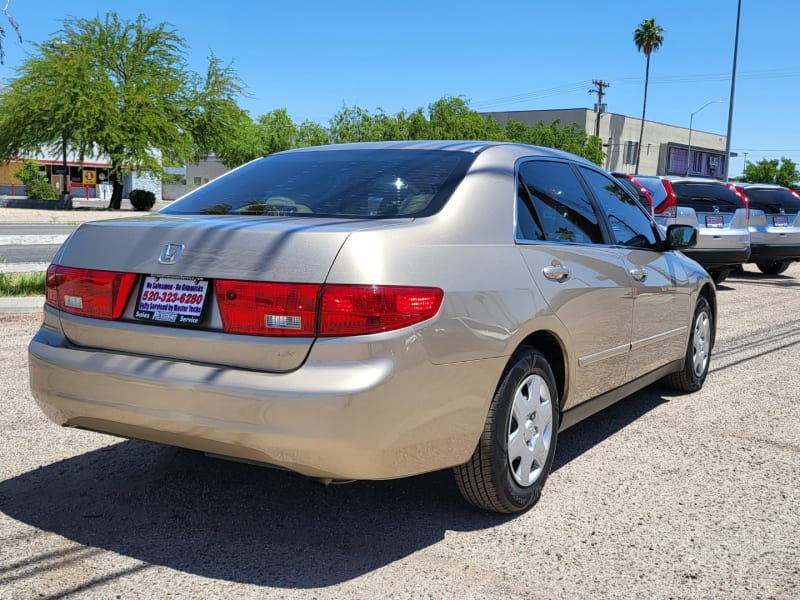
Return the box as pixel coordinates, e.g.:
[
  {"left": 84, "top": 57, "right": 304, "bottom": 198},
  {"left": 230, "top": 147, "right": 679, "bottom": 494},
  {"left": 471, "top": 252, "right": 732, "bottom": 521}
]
[
  {"left": 774, "top": 215, "right": 789, "bottom": 227},
  {"left": 134, "top": 275, "right": 209, "bottom": 327},
  {"left": 705, "top": 215, "right": 724, "bottom": 229}
]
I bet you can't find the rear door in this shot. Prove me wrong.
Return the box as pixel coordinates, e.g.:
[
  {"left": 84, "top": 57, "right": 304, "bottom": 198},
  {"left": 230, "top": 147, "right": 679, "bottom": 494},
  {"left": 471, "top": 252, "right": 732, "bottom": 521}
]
[
  {"left": 516, "top": 160, "right": 633, "bottom": 408},
  {"left": 577, "top": 167, "right": 692, "bottom": 380}
]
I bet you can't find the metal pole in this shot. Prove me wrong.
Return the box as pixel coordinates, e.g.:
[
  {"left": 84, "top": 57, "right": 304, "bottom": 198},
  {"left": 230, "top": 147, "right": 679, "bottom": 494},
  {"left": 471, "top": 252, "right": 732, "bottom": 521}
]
[
  {"left": 724, "top": 0, "right": 742, "bottom": 182},
  {"left": 685, "top": 100, "right": 725, "bottom": 177},
  {"left": 686, "top": 114, "right": 694, "bottom": 176}
]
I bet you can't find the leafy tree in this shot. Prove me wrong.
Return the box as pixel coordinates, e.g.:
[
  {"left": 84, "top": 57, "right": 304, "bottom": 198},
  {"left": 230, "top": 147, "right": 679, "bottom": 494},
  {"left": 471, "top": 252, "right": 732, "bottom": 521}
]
[
  {"left": 427, "top": 96, "right": 505, "bottom": 140},
  {"left": 633, "top": 18, "right": 665, "bottom": 173},
  {"left": 504, "top": 120, "right": 604, "bottom": 165},
  {"left": 743, "top": 158, "right": 800, "bottom": 187},
  {"left": 0, "top": 12, "right": 245, "bottom": 209},
  {"left": 296, "top": 120, "right": 330, "bottom": 148},
  {"left": 14, "top": 159, "right": 57, "bottom": 200}
]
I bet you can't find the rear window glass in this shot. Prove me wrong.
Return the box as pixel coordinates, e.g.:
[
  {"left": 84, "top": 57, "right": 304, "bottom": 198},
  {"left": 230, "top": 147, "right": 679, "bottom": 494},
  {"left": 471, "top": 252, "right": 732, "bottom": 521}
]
[
  {"left": 743, "top": 188, "right": 800, "bottom": 215},
  {"left": 634, "top": 176, "right": 668, "bottom": 206},
  {"left": 671, "top": 182, "right": 744, "bottom": 214},
  {"left": 162, "top": 149, "right": 475, "bottom": 218}
]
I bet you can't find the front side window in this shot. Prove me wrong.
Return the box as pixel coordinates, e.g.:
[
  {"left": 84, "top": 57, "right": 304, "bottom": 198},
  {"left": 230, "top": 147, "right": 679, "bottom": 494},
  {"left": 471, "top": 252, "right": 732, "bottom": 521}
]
[
  {"left": 518, "top": 161, "right": 602, "bottom": 244},
  {"left": 163, "top": 149, "right": 475, "bottom": 218},
  {"left": 579, "top": 167, "right": 658, "bottom": 249}
]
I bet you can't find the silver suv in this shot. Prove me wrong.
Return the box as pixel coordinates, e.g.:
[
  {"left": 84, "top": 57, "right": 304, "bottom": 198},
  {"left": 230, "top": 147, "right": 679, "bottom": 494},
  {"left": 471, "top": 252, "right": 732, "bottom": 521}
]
[
  {"left": 737, "top": 183, "right": 800, "bottom": 274},
  {"left": 635, "top": 176, "right": 751, "bottom": 283}
]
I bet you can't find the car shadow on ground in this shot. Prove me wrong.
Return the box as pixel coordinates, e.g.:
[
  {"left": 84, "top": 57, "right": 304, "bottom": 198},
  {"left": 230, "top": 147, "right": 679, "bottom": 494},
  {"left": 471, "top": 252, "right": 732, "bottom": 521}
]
[{"left": 0, "top": 388, "right": 667, "bottom": 588}]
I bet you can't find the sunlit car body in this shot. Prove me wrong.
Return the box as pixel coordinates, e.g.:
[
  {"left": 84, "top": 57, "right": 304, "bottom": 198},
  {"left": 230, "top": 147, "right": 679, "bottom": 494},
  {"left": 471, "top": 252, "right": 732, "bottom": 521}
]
[
  {"left": 29, "top": 141, "right": 716, "bottom": 513},
  {"left": 737, "top": 183, "right": 800, "bottom": 274}
]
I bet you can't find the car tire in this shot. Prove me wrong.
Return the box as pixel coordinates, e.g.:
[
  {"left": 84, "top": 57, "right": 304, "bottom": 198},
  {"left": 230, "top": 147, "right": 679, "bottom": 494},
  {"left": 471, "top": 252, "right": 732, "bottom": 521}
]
[
  {"left": 709, "top": 269, "right": 730, "bottom": 284},
  {"left": 756, "top": 260, "right": 791, "bottom": 275},
  {"left": 663, "top": 296, "right": 713, "bottom": 392},
  {"left": 454, "top": 347, "right": 559, "bottom": 513}
]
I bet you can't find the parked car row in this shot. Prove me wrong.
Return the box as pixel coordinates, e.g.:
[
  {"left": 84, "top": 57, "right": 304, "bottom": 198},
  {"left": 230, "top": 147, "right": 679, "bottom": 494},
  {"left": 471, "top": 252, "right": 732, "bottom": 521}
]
[
  {"left": 30, "top": 141, "right": 717, "bottom": 515},
  {"left": 611, "top": 173, "right": 800, "bottom": 281}
]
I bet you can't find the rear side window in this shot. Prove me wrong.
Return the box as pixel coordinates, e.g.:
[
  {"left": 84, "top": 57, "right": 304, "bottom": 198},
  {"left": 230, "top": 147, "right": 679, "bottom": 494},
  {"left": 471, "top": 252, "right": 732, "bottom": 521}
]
[
  {"left": 162, "top": 149, "right": 475, "bottom": 218},
  {"left": 671, "top": 182, "right": 745, "bottom": 214},
  {"left": 744, "top": 188, "right": 800, "bottom": 215},
  {"left": 518, "top": 161, "right": 603, "bottom": 244}
]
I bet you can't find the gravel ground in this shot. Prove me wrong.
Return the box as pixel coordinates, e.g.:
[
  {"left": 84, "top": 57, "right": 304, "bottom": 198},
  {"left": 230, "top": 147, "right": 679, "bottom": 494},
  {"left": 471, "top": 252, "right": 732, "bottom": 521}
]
[{"left": 0, "top": 264, "right": 798, "bottom": 599}]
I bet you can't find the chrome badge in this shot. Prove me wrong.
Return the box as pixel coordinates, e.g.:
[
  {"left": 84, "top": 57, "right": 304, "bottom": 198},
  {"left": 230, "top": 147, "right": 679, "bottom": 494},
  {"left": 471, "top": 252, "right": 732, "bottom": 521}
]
[{"left": 158, "top": 243, "right": 184, "bottom": 265}]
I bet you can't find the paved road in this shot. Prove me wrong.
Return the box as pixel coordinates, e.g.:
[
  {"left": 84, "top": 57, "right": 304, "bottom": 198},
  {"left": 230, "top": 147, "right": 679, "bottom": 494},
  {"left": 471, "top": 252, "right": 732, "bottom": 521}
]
[{"left": 0, "top": 265, "right": 798, "bottom": 599}]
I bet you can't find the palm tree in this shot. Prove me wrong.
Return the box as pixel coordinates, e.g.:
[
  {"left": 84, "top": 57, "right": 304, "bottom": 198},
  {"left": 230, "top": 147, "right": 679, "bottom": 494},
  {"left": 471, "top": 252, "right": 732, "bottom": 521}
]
[{"left": 633, "top": 18, "right": 665, "bottom": 173}]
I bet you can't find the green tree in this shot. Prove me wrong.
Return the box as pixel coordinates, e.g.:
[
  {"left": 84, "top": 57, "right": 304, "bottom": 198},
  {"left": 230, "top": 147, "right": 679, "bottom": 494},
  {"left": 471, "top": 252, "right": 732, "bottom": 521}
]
[
  {"left": 427, "top": 96, "right": 505, "bottom": 140},
  {"left": 633, "top": 18, "right": 665, "bottom": 173},
  {"left": 0, "top": 13, "right": 245, "bottom": 209},
  {"left": 743, "top": 158, "right": 800, "bottom": 187},
  {"left": 13, "top": 159, "right": 57, "bottom": 200},
  {"left": 504, "top": 119, "right": 605, "bottom": 165}
]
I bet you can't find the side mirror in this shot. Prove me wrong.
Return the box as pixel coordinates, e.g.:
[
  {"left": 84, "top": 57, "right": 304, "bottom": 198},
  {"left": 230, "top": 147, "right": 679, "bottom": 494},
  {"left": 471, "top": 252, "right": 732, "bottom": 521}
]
[{"left": 665, "top": 224, "right": 698, "bottom": 249}]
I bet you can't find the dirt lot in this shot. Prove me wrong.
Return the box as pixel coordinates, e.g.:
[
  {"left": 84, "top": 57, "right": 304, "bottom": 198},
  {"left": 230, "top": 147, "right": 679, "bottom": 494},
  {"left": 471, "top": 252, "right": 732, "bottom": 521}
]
[{"left": 1, "top": 265, "right": 798, "bottom": 599}]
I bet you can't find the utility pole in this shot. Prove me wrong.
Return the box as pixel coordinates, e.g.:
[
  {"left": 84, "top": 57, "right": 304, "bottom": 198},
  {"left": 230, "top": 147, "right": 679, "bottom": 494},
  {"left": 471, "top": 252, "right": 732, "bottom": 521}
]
[{"left": 588, "top": 80, "right": 610, "bottom": 137}]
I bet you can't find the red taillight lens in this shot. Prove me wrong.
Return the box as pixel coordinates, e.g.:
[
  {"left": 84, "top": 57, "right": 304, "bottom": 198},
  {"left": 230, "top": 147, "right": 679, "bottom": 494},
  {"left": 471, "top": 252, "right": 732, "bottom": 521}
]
[
  {"left": 215, "top": 280, "right": 320, "bottom": 336},
  {"left": 655, "top": 180, "right": 678, "bottom": 217},
  {"left": 45, "top": 265, "right": 137, "bottom": 320},
  {"left": 319, "top": 285, "right": 443, "bottom": 336},
  {"left": 215, "top": 281, "right": 444, "bottom": 337},
  {"left": 727, "top": 183, "right": 750, "bottom": 220}
]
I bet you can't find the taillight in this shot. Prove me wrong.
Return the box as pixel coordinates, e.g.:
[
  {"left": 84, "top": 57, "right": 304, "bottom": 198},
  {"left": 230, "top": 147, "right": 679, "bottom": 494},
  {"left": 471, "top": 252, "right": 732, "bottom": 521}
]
[
  {"left": 215, "top": 281, "right": 444, "bottom": 337},
  {"left": 628, "top": 176, "right": 654, "bottom": 215},
  {"left": 215, "top": 280, "right": 320, "bottom": 336},
  {"left": 45, "top": 265, "right": 137, "bottom": 320},
  {"left": 655, "top": 180, "right": 678, "bottom": 217},
  {"left": 726, "top": 183, "right": 750, "bottom": 221},
  {"left": 319, "top": 285, "right": 443, "bottom": 336}
]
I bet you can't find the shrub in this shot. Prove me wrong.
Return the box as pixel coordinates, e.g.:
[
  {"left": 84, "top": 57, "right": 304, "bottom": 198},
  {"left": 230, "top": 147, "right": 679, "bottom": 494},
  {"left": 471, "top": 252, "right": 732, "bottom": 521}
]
[
  {"left": 129, "top": 188, "right": 156, "bottom": 211},
  {"left": 13, "top": 159, "right": 58, "bottom": 200}
]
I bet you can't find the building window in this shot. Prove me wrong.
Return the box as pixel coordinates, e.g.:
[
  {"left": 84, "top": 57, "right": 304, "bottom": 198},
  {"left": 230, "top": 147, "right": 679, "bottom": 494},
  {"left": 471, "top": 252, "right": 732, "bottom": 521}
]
[{"left": 193, "top": 176, "right": 202, "bottom": 186}]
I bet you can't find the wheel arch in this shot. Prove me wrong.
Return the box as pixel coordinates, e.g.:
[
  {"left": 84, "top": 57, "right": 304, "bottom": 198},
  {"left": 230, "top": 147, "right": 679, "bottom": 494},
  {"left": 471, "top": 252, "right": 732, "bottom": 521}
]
[
  {"left": 514, "top": 330, "right": 568, "bottom": 411},
  {"left": 699, "top": 282, "right": 718, "bottom": 348}
]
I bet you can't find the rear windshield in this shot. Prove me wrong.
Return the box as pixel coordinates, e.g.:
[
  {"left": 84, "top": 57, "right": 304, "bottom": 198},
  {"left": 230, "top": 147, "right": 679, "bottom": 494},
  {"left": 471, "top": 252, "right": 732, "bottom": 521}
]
[
  {"left": 671, "top": 182, "right": 744, "bottom": 214},
  {"left": 162, "top": 149, "right": 475, "bottom": 218},
  {"left": 633, "top": 176, "right": 668, "bottom": 206},
  {"left": 743, "top": 188, "right": 800, "bottom": 215}
]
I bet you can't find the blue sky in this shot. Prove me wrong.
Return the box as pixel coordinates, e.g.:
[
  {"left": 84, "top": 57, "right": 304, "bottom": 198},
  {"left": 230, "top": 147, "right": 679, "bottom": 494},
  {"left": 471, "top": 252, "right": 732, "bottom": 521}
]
[{"left": 1, "top": 0, "right": 797, "bottom": 176}]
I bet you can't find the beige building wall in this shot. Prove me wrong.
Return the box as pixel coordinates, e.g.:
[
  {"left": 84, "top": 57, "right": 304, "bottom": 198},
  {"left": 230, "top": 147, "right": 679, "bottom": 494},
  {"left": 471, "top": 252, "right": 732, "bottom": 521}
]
[{"left": 485, "top": 109, "right": 727, "bottom": 177}]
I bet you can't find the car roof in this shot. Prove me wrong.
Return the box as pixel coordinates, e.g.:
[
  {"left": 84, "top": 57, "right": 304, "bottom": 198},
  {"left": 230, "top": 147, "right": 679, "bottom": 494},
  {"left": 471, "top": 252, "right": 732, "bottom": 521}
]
[
  {"left": 275, "top": 140, "right": 595, "bottom": 165},
  {"left": 738, "top": 182, "right": 787, "bottom": 190}
]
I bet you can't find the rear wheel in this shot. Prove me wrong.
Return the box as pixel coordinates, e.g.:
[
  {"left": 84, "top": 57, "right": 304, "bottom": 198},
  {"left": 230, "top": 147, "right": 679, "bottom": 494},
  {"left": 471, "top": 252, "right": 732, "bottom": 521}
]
[
  {"left": 756, "top": 260, "right": 791, "bottom": 275},
  {"left": 454, "top": 347, "right": 559, "bottom": 513},
  {"left": 709, "top": 269, "right": 730, "bottom": 284},
  {"left": 663, "top": 296, "right": 713, "bottom": 392}
]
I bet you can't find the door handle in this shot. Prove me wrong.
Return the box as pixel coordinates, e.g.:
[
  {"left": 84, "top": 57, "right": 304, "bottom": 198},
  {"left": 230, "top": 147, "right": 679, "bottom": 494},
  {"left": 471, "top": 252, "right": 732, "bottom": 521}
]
[
  {"left": 630, "top": 268, "right": 648, "bottom": 281},
  {"left": 543, "top": 265, "right": 571, "bottom": 282}
]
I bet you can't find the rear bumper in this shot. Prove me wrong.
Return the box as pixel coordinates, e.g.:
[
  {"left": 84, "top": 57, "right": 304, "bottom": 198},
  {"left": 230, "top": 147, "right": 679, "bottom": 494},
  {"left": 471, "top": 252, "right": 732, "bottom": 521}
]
[
  {"left": 748, "top": 243, "right": 800, "bottom": 263},
  {"left": 683, "top": 246, "right": 751, "bottom": 269},
  {"left": 28, "top": 323, "right": 501, "bottom": 481}
]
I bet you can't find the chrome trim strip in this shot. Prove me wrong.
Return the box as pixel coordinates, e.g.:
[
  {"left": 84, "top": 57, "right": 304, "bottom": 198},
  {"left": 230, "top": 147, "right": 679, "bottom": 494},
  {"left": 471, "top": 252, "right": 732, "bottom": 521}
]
[
  {"left": 578, "top": 344, "right": 630, "bottom": 367},
  {"left": 630, "top": 326, "right": 688, "bottom": 352}
]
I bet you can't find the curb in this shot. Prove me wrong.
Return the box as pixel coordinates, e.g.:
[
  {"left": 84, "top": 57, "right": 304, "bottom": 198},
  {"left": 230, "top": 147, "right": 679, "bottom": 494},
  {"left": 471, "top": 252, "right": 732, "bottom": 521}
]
[{"left": 0, "top": 296, "right": 44, "bottom": 314}]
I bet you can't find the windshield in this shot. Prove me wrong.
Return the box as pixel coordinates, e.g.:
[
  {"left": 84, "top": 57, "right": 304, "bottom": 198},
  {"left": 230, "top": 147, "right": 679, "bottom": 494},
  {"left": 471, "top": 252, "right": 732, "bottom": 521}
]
[{"left": 162, "top": 149, "right": 475, "bottom": 218}]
